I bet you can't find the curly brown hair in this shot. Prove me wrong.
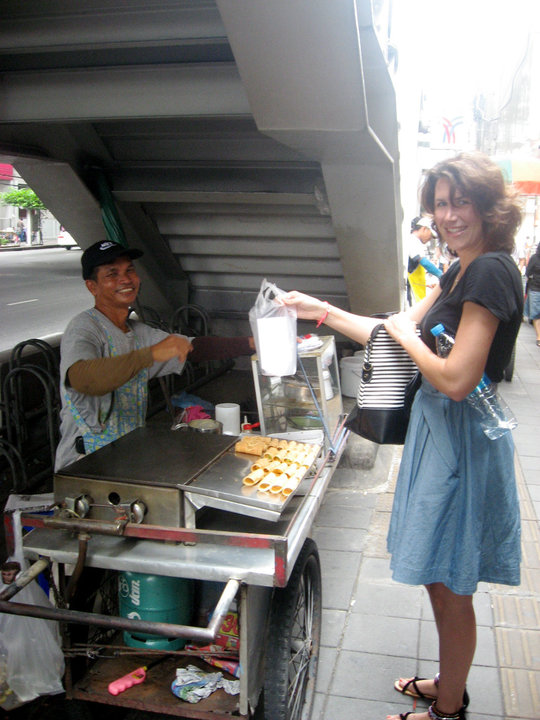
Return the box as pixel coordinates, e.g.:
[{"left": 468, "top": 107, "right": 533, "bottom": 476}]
[{"left": 420, "top": 152, "right": 522, "bottom": 253}]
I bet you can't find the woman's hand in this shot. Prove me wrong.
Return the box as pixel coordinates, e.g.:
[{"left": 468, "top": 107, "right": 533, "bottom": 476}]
[
  {"left": 280, "top": 291, "right": 327, "bottom": 322},
  {"left": 384, "top": 312, "right": 419, "bottom": 346},
  {"left": 282, "top": 291, "right": 379, "bottom": 345}
]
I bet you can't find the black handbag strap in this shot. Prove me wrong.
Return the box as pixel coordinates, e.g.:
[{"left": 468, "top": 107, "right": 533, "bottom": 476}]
[{"left": 361, "top": 323, "right": 384, "bottom": 383}]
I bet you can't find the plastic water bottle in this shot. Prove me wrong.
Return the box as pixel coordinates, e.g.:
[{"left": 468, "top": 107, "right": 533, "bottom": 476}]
[{"left": 430, "top": 324, "right": 517, "bottom": 439}]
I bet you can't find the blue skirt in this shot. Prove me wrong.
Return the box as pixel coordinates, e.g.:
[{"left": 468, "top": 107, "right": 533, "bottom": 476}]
[
  {"left": 387, "top": 379, "right": 521, "bottom": 595},
  {"left": 528, "top": 289, "right": 540, "bottom": 320}
]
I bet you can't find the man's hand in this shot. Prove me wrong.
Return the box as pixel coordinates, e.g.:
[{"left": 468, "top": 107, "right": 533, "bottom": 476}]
[{"left": 151, "top": 335, "right": 193, "bottom": 363}]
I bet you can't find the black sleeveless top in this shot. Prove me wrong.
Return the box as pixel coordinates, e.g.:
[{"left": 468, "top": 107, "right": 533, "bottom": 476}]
[{"left": 420, "top": 252, "right": 523, "bottom": 382}]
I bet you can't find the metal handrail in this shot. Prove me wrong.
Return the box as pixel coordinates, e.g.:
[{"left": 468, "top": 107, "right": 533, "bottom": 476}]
[{"left": 0, "top": 573, "right": 240, "bottom": 644}]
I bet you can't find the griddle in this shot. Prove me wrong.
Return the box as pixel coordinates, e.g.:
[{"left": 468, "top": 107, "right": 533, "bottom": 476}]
[{"left": 57, "top": 426, "right": 238, "bottom": 488}]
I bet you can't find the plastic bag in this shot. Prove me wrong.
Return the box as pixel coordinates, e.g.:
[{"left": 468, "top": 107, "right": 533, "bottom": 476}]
[
  {"left": 0, "top": 559, "right": 64, "bottom": 703},
  {"left": 171, "top": 665, "right": 239, "bottom": 703},
  {"left": 0, "top": 638, "right": 17, "bottom": 710},
  {"left": 249, "top": 279, "right": 297, "bottom": 376}
]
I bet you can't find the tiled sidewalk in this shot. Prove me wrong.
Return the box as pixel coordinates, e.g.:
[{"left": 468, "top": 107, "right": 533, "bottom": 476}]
[{"left": 312, "top": 321, "right": 540, "bottom": 720}]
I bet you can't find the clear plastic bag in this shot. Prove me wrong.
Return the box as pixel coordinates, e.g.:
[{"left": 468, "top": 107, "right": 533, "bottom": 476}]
[
  {"left": 249, "top": 279, "right": 297, "bottom": 376},
  {"left": 0, "top": 559, "right": 64, "bottom": 703},
  {"left": 0, "top": 639, "right": 15, "bottom": 709}
]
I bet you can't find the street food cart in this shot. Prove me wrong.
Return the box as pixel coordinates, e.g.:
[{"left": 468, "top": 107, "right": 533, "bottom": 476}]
[{"left": 1, "top": 338, "right": 348, "bottom": 719}]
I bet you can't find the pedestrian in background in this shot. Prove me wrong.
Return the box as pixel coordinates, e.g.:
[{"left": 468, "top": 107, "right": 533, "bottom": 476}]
[
  {"left": 282, "top": 152, "right": 523, "bottom": 720},
  {"left": 525, "top": 242, "right": 540, "bottom": 346},
  {"left": 407, "top": 216, "right": 441, "bottom": 304},
  {"left": 16, "top": 219, "right": 26, "bottom": 245}
]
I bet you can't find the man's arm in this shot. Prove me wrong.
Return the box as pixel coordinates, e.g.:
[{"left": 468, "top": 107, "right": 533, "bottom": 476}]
[
  {"left": 67, "top": 348, "right": 154, "bottom": 395},
  {"left": 419, "top": 256, "right": 443, "bottom": 278},
  {"left": 68, "top": 334, "right": 192, "bottom": 396},
  {"left": 189, "top": 336, "right": 254, "bottom": 363}
]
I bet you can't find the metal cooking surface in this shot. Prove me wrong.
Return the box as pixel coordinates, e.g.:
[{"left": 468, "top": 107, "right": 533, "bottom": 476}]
[
  {"left": 56, "top": 426, "right": 238, "bottom": 488},
  {"left": 187, "top": 446, "right": 320, "bottom": 513}
]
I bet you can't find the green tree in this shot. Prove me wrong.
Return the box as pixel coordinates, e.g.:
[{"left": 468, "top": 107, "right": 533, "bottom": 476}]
[
  {"left": 1, "top": 188, "right": 46, "bottom": 243},
  {"left": 0, "top": 188, "right": 46, "bottom": 209}
]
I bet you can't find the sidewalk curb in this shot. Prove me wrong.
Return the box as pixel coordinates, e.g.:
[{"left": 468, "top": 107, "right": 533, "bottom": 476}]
[{"left": 0, "top": 244, "right": 79, "bottom": 252}]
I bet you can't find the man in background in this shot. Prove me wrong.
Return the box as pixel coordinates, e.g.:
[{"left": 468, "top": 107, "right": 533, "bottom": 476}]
[{"left": 407, "top": 216, "right": 441, "bottom": 304}]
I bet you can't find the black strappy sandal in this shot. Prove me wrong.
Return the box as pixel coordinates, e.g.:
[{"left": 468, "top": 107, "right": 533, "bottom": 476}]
[
  {"left": 394, "top": 673, "right": 469, "bottom": 708},
  {"left": 394, "top": 701, "right": 467, "bottom": 720},
  {"left": 428, "top": 700, "right": 466, "bottom": 719}
]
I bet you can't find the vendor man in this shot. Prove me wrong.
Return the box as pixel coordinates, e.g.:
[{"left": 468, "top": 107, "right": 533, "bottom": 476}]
[{"left": 55, "top": 240, "right": 253, "bottom": 470}]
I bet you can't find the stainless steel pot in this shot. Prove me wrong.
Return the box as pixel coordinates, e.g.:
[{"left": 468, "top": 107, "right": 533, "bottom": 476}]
[
  {"left": 188, "top": 419, "right": 223, "bottom": 434},
  {"left": 282, "top": 378, "right": 318, "bottom": 403}
]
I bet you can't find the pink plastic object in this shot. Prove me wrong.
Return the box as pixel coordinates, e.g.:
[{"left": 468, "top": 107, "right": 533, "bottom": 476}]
[
  {"left": 183, "top": 405, "right": 211, "bottom": 422},
  {"left": 108, "top": 666, "right": 147, "bottom": 695}
]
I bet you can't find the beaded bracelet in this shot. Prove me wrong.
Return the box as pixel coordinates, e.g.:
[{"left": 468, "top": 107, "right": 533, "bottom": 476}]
[{"left": 316, "top": 302, "right": 330, "bottom": 328}]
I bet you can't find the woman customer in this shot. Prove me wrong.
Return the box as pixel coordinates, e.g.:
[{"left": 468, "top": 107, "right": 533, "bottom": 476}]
[
  {"left": 525, "top": 242, "right": 540, "bottom": 346},
  {"left": 282, "top": 152, "right": 523, "bottom": 720}
]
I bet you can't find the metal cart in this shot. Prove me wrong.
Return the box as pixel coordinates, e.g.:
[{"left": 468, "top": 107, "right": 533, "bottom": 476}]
[{"left": 2, "top": 416, "right": 348, "bottom": 720}]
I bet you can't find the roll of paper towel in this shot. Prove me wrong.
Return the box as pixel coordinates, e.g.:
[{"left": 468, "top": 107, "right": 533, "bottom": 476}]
[{"left": 215, "top": 403, "right": 241, "bottom": 435}]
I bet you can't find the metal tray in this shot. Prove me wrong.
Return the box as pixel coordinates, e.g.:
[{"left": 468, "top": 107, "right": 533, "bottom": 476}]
[{"left": 184, "top": 443, "right": 321, "bottom": 519}]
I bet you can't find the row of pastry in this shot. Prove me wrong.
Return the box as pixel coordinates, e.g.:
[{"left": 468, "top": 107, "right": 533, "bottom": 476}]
[
  {"left": 238, "top": 439, "right": 320, "bottom": 496},
  {"left": 235, "top": 435, "right": 316, "bottom": 457}
]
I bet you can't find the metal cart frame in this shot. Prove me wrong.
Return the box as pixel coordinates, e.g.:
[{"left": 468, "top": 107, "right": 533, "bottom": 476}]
[{"left": 1, "top": 420, "right": 349, "bottom": 719}]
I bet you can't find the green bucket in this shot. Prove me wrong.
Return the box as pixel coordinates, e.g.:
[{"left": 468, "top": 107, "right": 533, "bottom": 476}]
[{"left": 118, "top": 571, "right": 194, "bottom": 650}]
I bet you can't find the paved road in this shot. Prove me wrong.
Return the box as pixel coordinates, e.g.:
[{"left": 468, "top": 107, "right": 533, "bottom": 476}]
[{"left": 0, "top": 247, "right": 89, "bottom": 353}]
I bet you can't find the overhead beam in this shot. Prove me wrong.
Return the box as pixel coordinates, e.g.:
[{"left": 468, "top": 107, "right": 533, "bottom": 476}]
[
  {"left": 113, "top": 191, "right": 318, "bottom": 206},
  {"left": 0, "top": 0, "right": 226, "bottom": 52},
  {"left": 0, "top": 65, "right": 250, "bottom": 123},
  {"left": 323, "top": 161, "right": 402, "bottom": 315},
  {"left": 109, "top": 166, "right": 324, "bottom": 196}
]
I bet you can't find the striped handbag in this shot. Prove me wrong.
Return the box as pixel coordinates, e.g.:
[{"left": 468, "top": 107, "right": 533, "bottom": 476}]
[{"left": 344, "top": 323, "right": 420, "bottom": 444}]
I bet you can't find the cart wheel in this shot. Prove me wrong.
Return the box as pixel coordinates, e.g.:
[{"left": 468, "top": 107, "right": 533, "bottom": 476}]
[
  {"left": 263, "top": 538, "right": 322, "bottom": 720},
  {"left": 64, "top": 699, "right": 97, "bottom": 719},
  {"left": 65, "top": 700, "right": 132, "bottom": 720},
  {"left": 503, "top": 344, "right": 516, "bottom": 381}
]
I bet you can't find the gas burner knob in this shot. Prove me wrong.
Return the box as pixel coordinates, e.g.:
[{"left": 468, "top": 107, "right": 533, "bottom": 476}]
[
  {"left": 129, "top": 500, "right": 147, "bottom": 524},
  {"left": 74, "top": 494, "right": 93, "bottom": 518}
]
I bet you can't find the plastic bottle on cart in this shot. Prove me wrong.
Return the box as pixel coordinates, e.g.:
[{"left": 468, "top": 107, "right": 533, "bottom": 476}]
[
  {"left": 430, "top": 324, "right": 517, "bottom": 439},
  {"left": 322, "top": 369, "right": 334, "bottom": 400}
]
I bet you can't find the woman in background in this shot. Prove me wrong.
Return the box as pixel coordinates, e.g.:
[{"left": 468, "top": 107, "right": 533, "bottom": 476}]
[{"left": 525, "top": 242, "right": 540, "bottom": 346}]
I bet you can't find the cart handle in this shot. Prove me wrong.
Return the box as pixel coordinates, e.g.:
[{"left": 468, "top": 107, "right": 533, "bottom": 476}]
[{"left": 0, "top": 577, "right": 241, "bottom": 644}]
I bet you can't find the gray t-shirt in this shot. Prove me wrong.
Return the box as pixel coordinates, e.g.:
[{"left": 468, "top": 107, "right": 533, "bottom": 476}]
[{"left": 55, "top": 308, "right": 188, "bottom": 471}]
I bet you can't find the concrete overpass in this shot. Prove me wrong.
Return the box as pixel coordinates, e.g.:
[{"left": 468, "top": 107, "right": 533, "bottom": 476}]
[{"left": 0, "top": 0, "right": 402, "bottom": 335}]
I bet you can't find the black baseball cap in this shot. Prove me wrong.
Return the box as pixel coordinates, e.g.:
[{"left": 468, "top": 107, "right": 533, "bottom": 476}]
[{"left": 81, "top": 240, "right": 143, "bottom": 280}]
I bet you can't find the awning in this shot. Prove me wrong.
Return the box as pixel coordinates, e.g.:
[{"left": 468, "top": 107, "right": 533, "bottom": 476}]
[
  {"left": 495, "top": 156, "right": 540, "bottom": 195},
  {"left": 0, "top": 163, "right": 14, "bottom": 182}
]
